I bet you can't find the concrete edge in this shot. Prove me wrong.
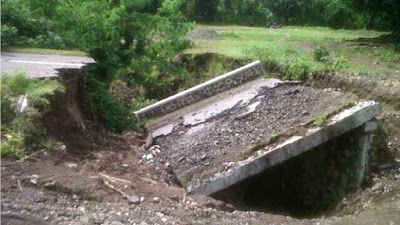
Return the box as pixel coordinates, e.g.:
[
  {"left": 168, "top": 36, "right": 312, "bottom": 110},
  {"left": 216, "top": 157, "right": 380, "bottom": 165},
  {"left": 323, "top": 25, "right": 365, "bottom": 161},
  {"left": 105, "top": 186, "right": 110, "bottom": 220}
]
[
  {"left": 134, "top": 61, "right": 262, "bottom": 119},
  {"left": 191, "top": 101, "right": 382, "bottom": 196}
]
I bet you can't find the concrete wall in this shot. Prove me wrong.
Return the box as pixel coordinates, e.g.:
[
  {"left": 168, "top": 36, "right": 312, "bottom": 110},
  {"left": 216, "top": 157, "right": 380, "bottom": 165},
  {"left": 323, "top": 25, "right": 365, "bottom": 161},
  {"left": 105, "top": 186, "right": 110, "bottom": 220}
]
[
  {"left": 134, "top": 61, "right": 263, "bottom": 119},
  {"left": 212, "top": 122, "right": 378, "bottom": 215}
]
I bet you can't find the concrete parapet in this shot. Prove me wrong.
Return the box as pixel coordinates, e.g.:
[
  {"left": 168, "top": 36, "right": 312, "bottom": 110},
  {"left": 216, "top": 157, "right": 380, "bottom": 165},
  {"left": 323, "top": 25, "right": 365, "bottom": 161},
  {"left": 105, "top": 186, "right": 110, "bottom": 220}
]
[{"left": 134, "top": 61, "right": 263, "bottom": 119}]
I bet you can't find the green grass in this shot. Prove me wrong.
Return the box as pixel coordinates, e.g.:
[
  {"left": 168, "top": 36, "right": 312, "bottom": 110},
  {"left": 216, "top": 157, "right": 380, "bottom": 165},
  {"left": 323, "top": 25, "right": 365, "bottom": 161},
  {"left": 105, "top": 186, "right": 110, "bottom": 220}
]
[
  {"left": 186, "top": 25, "right": 400, "bottom": 76},
  {"left": 3, "top": 47, "right": 87, "bottom": 56}
]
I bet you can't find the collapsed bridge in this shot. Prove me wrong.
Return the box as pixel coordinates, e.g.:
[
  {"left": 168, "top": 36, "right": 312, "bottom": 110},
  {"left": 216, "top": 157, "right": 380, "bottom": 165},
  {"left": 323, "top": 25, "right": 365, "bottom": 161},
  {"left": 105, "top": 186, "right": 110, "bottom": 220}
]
[{"left": 135, "top": 61, "right": 381, "bottom": 214}]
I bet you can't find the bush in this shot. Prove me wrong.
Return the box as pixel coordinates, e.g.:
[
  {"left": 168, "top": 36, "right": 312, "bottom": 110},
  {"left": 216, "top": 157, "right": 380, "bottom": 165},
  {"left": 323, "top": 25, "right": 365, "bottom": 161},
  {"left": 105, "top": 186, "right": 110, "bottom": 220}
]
[
  {"left": 245, "top": 47, "right": 280, "bottom": 72},
  {"left": 314, "top": 46, "right": 330, "bottom": 62},
  {"left": 1, "top": 0, "right": 66, "bottom": 49},
  {"left": 1, "top": 24, "right": 19, "bottom": 47},
  {"left": 328, "top": 55, "right": 349, "bottom": 70},
  {"left": 285, "top": 59, "right": 311, "bottom": 81},
  {"left": 1, "top": 72, "right": 65, "bottom": 157},
  {"left": 85, "top": 73, "right": 135, "bottom": 133}
]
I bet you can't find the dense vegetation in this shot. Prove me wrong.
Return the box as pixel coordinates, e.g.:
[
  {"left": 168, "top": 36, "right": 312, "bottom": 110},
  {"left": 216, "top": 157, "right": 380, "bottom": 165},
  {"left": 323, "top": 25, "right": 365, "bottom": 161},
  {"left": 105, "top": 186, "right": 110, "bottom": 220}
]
[
  {"left": 2, "top": 0, "right": 194, "bottom": 132},
  {"left": 182, "top": 0, "right": 399, "bottom": 31},
  {"left": 1, "top": 72, "right": 65, "bottom": 157}
]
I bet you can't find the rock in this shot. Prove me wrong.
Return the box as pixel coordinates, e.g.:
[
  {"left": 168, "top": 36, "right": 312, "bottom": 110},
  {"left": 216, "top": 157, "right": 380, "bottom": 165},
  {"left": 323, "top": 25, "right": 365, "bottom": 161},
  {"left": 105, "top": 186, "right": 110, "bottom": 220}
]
[
  {"left": 29, "top": 174, "right": 39, "bottom": 184},
  {"left": 66, "top": 163, "right": 78, "bottom": 168},
  {"left": 140, "top": 197, "right": 145, "bottom": 202},
  {"left": 152, "top": 197, "right": 161, "bottom": 203},
  {"left": 127, "top": 195, "right": 140, "bottom": 205},
  {"left": 43, "top": 181, "right": 56, "bottom": 188},
  {"left": 145, "top": 154, "right": 153, "bottom": 160},
  {"left": 110, "top": 221, "right": 124, "bottom": 225}
]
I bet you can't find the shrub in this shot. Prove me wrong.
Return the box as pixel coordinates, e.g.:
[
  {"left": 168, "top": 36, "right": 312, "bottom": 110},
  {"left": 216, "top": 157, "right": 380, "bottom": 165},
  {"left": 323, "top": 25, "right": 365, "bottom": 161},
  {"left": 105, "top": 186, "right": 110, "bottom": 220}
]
[
  {"left": 245, "top": 47, "right": 280, "bottom": 72},
  {"left": 85, "top": 74, "right": 135, "bottom": 133},
  {"left": 314, "top": 115, "right": 326, "bottom": 126},
  {"left": 1, "top": 72, "right": 65, "bottom": 157},
  {"left": 314, "top": 46, "right": 330, "bottom": 62},
  {"left": 328, "top": 55, "right": 349, "bottom": 70},
  {"left": 285, "top": 59, "right": 311, "bottom": 81}
]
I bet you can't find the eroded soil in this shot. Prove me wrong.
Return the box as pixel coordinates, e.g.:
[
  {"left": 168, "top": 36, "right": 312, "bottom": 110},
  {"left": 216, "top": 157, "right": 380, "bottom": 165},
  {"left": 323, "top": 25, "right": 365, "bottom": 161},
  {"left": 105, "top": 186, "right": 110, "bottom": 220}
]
[{"left": 1, "top": 126, "right": 308, "bottom": 225}]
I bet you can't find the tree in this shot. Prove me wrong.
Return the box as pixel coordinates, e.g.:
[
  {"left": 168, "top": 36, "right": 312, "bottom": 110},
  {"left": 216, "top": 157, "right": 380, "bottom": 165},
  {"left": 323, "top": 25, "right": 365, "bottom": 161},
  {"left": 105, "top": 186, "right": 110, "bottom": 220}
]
[
  {"left": 54, "top": 0, "right": 193, "bottom": 131},
  {"left": 350, "top": 0, "right": 399, "bottom": 37}
]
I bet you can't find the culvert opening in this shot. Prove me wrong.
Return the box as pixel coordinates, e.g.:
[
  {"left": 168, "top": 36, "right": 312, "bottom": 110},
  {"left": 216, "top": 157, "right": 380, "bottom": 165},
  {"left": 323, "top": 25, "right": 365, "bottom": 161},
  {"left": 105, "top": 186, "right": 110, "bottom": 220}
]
[{"left": 212, "top": 126, "right": 371, "bottom": 218}]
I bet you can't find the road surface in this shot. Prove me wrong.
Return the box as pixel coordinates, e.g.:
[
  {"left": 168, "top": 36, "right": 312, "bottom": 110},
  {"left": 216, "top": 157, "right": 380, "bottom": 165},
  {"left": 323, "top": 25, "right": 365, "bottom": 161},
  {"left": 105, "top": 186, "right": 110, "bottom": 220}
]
[{"left": 1, "top": 52, "right": 94, "bottom": 78}]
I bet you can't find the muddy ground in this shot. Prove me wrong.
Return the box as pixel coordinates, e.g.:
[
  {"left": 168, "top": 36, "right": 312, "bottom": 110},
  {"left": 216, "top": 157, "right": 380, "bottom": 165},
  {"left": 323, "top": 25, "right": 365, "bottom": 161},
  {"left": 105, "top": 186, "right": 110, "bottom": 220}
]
[{"left": 2, "top": 59, "right": 400, "bottom": 224}]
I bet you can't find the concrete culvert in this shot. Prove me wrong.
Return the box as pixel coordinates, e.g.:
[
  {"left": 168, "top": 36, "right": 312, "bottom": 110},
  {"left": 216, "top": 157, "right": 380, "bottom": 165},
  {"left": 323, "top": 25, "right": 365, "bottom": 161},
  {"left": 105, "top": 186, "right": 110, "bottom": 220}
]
[
  {"left": 136, "top": 61, "right": 382, "bottom": 217},
  {"left": 212, "top": 124, "right": 376, "bottom": 218}
]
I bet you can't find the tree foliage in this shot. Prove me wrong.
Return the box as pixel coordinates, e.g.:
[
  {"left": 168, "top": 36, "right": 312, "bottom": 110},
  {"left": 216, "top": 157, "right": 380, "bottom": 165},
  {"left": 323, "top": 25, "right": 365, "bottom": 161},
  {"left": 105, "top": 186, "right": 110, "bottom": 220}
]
[{"left": 182, "top": 0, "right": 399, "bottom": 31}]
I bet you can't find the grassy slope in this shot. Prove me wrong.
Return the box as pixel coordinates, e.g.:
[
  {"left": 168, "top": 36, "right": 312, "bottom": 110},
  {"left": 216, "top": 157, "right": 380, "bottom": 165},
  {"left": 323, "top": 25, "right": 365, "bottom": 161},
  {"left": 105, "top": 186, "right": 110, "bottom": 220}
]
[{"left": 186, "top": 25, "right": 400, "bottom": 76}]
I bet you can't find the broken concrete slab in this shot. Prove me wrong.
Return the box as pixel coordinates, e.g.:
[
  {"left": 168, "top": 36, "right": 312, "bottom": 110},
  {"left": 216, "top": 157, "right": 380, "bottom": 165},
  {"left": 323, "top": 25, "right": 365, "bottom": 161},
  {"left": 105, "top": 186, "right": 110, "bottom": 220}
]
[
  {"left": 191, "top": 101, "right": 381, "bottom": 195},
  {"left": 146, "top": 78, "right": 362, "bottom": 194}
]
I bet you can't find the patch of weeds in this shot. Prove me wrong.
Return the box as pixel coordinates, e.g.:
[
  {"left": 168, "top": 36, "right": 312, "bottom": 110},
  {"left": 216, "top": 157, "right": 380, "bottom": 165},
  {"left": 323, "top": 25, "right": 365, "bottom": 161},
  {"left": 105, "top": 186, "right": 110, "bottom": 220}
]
[
  {"left": 108, "top": 79, "right": 144, "bottom": 108},
  {"left": 394, "top": 44, "right": 400, "bottom": 52},
  {"left": 313, "top": 46, "right": 348, "bottom": 70},
  {"left": 1, "top": 132, "right": 24, "bottom": 158},
  {"left": 1, "top": 72, "right": 65, "bottom": 157},
  {"left": 269, "top": 133, "right": 280, "bottom": 143},
  {"left": 131, "top": 98, "right": 157, "bottom": 112},
  {"left": 328, "top": 55, "right": 349, "bottom": 70},
  {"left": 243, "top": 144, "right": 256, "bottom": 154},
  {"left": 245, "top": 47, "right": 280, "bottom": 72},
  {"left": 380, "top": 50, "right": 400, "bottom": 62},
  {"left": 314, "top": 115, "right": 326, "bottom": 126},
  {"left": 314, "top": 46, "right": 330, "bottom": 62},
  {"left": 219, "top": 32, "right": 240, "bottom": 38},
  {"left": 284, "top": 58, "right": 311, "bottom": 81}
]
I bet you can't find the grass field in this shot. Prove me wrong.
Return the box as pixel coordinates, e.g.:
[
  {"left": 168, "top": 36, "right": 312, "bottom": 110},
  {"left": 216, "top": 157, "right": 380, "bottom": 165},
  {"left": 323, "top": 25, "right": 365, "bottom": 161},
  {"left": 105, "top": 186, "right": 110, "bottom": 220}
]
[{"left": 186, "top": 25, "right": 400, "bottom": 76}]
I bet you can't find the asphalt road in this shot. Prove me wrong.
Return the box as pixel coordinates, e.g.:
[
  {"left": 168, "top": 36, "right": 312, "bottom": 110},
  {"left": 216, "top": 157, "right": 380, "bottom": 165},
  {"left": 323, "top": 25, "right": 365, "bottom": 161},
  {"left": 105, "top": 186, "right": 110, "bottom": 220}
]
[{"left": 1, "top": 52, "right": 94, "bottom": 78}]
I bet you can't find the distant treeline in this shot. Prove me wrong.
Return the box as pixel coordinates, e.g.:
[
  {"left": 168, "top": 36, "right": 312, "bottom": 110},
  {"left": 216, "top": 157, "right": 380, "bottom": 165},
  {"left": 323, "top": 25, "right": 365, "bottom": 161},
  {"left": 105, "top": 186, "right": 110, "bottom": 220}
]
[{"left": 181, "top": 0, "right": 399, "bottom": 31}]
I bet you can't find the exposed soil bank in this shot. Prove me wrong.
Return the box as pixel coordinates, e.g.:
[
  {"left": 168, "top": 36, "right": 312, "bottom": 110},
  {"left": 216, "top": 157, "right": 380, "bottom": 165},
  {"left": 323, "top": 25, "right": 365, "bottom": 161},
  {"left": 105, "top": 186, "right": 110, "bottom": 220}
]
[{"left": 310, "top": 72, "right": 400, "bottom": 111}]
